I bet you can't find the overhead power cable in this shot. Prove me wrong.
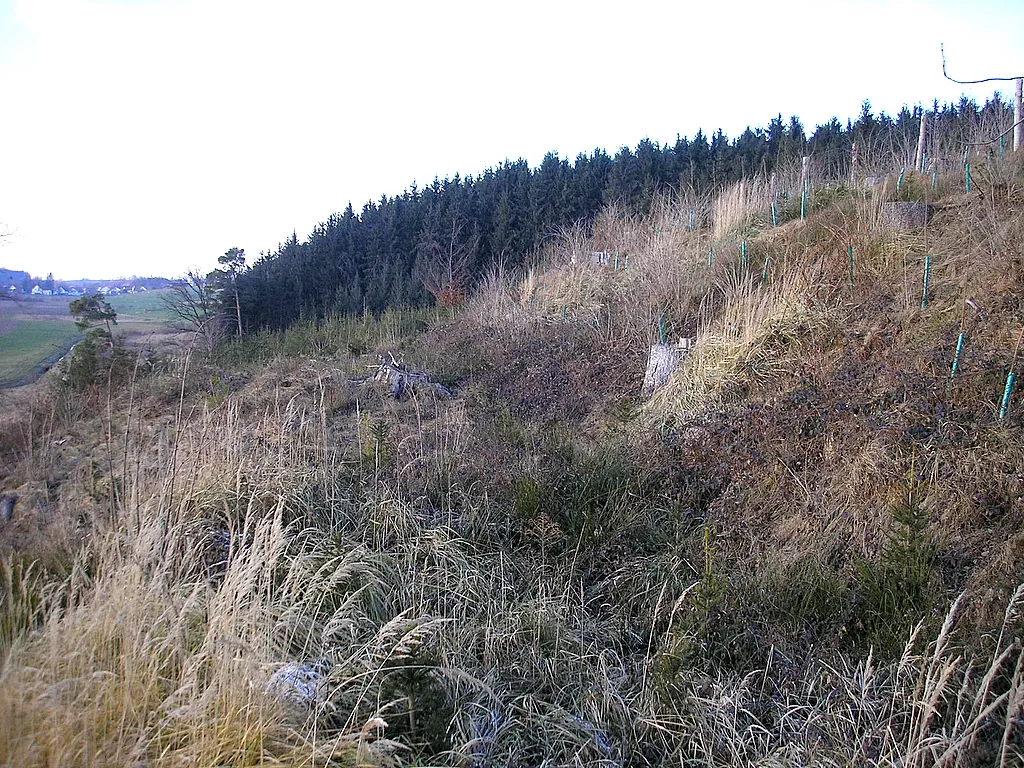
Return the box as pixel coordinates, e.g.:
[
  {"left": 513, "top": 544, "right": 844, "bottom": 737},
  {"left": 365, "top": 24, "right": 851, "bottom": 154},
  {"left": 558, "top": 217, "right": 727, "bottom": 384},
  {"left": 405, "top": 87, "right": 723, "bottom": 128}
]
[{"left": 941, "top": 43, "right": 1023, "bottom": 84}]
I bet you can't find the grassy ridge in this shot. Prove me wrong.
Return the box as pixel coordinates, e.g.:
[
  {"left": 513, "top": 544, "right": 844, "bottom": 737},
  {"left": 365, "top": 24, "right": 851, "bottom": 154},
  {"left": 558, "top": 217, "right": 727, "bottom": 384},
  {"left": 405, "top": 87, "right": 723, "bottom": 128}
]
[{"left": 0, "top": 154, "right": 1022, "bottom": 765}]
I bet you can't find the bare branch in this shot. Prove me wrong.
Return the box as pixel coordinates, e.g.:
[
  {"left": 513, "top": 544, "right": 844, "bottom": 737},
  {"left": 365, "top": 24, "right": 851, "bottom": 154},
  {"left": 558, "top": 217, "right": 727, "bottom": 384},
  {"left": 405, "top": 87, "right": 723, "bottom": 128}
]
[
  {"left": 419, "top": 214, "right": 478, "bottom": 307},
  {"left": 964, "top": 118, "right": 1024, "bottom": 147},
  {"left": 162, "top": 270, "right": 227, "bottom": 352}
]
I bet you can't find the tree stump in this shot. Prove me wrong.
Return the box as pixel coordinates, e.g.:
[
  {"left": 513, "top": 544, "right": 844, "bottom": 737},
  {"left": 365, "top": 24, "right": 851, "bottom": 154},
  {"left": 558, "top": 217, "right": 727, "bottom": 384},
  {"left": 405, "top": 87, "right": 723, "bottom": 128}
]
[
  {"left": 881, "top": 202, "right": 932, "bottom": 230},
  {"left": 642, "top": 338, "right": 694, "bottom": 398},
  {"left": 374, "top": 357, "right": 453, "bottom": 399}
]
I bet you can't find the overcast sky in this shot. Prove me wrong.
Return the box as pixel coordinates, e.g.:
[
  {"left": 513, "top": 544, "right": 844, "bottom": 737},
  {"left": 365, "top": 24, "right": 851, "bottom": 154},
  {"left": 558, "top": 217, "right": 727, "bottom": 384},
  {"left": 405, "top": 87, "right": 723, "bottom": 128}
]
[{"left": 0, "top": 0, "right": 1021, "bottom": 280}]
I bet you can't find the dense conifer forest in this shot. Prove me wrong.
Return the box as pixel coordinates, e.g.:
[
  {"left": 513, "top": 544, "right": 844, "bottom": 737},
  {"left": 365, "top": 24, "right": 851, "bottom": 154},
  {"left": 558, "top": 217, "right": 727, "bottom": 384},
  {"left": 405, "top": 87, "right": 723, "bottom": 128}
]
[{"left": 237, "top": 95, "right": 1012, "bottom": 330}]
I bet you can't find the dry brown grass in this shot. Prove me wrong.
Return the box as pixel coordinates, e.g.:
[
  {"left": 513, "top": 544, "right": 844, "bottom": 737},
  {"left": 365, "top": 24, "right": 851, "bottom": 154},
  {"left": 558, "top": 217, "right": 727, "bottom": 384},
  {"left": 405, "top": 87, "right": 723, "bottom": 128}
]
[
  {"left": 0, "top": 502, "right": 404, "bottom": 767},
  {"left": 712, "top": 177, "right": 772, "bottom": 239},
  {"left": 645, "top": 268, "right": 831, "bottom": 422},
  {"left": 668, "top": 587, "right": 1024, "bottom": 766},
  {"left": 2, "top": 155, "right": 1024, "bottom": 766}
]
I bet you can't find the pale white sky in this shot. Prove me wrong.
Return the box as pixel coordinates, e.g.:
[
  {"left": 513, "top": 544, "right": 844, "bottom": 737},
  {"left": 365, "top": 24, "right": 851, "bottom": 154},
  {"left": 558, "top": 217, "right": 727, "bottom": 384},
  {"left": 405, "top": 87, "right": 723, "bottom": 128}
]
[{"left": 0, "top": 0, "right": 1020, "bottom": 280}]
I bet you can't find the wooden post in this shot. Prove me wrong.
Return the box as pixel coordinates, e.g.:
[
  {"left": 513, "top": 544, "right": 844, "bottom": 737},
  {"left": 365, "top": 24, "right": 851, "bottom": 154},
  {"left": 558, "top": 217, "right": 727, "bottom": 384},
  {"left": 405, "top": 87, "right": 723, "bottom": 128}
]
[
  {"left": 800, "top": 156, "right": 809, "bottom": 221},
  {"left": 1015, "top": 77, "right": 1023, "bottom": 153},
  {"left": 915, "top": 112, "right": 928, "bottom": 172},
  {"left": 850, "top": 142, "right": 858, "bottom": 185}
]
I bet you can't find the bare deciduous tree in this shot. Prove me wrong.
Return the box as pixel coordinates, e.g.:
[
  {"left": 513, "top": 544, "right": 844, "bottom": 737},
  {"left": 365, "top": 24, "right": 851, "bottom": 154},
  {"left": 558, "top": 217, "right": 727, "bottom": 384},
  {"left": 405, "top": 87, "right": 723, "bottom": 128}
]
[
  {"left": 419, "top": 215, "right": 478, "bottom": 308},
  {"left": 162, "top": 270, "right": 227, "bottom": 352}
]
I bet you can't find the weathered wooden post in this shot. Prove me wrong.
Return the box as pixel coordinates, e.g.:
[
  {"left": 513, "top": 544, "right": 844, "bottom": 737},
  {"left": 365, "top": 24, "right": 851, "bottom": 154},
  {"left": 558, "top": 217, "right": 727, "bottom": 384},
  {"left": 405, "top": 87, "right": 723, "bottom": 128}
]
[
  {"left": 1015, "top": 77, "right": 1022, "bottom": 153},
  {"left": 800, "top": 156, "right": 810, "bottom": 221},
  {"left": 915, "top": 112, "right": 928, "bottom": 172}
]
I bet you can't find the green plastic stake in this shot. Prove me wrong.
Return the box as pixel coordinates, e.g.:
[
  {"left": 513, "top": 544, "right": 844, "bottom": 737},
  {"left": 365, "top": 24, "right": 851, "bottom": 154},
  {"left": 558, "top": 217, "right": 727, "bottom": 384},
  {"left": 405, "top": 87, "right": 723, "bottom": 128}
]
[
  {"left": 688, "top": 211, "right": 694, "bottom": 232},
  {"left": 921, "top": 152, "right": 928, "bottom": 174},
  {"left": 657, "top": 313, "right": 665, "bottom": 344},
  {"left": 1000, "top": 135, "right": 1006, "bottom": 159},
  {"left": 897, "top": 167, "right": 905, "bottom": 195},
  {"left": 999, "top": 371, "right": 1016, "bottom": 420},
  {"left": 761, "top": 255, "right": 771, "bottom": 284},
  {"left": 932, "top": 171, "right": 938, "bottom": 190},
  {"left": 965, "top": 163, "right": 972, "bottom": 193},
  {"left": 771, "top": 201, "right": 778, "bottom": 227},
  {"left": 847, "top": 245, "right": 855, "bottom": 287},
  {"left": 624, "top": 255, "right": 630, "bottom": 271},
  {"left": 800, "top": 190, "right": 807, "bottom": 221},
  {"left": 562, "top": 305, "right": 567, "bottom": 320},
  {"left": 921, "top": 255, "right": 931, "bottom": 309},
  {"left": 614, "top": 252, "right": 619, "bottom": 270},
  {"left": 707, "top": 246, "right": 714, "bottom": 267},
  {"left": 950, "top": 331, "right": 965, "bottom": 379},
  {"left": 740, "top": 240, "right": 748, "bottom": 271}
]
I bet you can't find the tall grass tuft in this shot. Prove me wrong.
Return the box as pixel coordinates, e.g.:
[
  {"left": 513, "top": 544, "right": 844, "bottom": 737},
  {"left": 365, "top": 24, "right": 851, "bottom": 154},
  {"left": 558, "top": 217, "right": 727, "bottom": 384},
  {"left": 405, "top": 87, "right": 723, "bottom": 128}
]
[
  {"left": 646, "top": 269, "right": 828, "bottom": 421},
  {"left": 713, "top": 177, "right": 772, "bottom": 238}
]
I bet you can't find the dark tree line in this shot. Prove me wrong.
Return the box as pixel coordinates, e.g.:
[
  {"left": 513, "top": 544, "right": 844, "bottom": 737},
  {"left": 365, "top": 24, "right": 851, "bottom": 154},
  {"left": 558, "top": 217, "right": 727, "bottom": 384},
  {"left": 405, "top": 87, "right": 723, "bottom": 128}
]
[{"left": 236, "top": 94, "right": 1013, "bottom": 332}]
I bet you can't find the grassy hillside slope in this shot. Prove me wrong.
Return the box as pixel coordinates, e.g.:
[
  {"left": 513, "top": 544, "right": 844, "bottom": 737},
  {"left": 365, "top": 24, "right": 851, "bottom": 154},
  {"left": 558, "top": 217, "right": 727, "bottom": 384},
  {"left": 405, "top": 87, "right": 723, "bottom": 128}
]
[{"left": 0, "top": 156, "right": 1022, "bottom": 766}]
